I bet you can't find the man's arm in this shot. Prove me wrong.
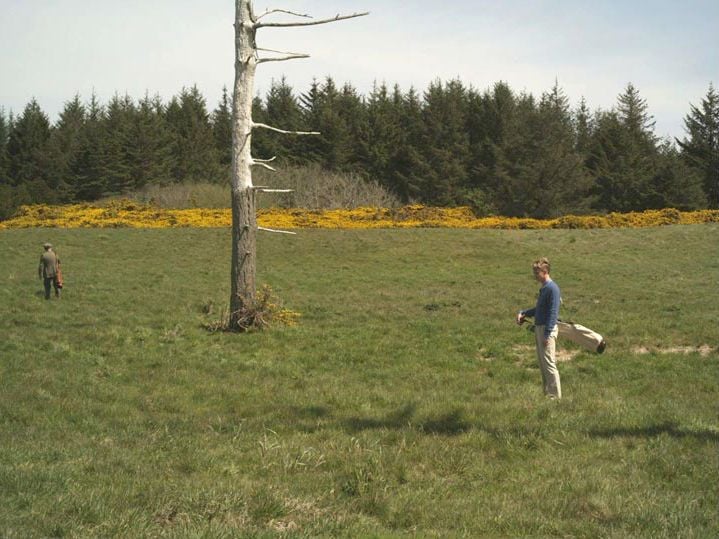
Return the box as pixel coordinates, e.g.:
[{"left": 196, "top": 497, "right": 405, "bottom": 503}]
[{"left": 517, "top": 307, "right": 535, "bottom": 325}]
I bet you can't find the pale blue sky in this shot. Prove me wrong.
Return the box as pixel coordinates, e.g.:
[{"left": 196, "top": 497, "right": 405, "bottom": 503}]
[{"left": 1, "top": 0, "right": 717, "bottom": 139}]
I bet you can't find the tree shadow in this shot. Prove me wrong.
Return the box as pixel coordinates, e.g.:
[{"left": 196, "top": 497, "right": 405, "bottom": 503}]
[
  {"left": 285, "top": 407, "right": 717, "bottom": 444},
  {"left": 290, "top": 405, "right": 331, "bottom": 419},
  {"left": 344, "top": 403, "right": 471, "bottom": 436},
  {"left": 288, "top": 405, "right": 333, "bottom": 433},
  {"left": 589, "top": 421, "right": 719, "bottom": 443}
]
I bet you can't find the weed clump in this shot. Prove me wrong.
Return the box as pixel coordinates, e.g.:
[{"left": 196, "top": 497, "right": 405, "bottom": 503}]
[{"left": 205, "top": 285, "right": 300, "bottom": 333}]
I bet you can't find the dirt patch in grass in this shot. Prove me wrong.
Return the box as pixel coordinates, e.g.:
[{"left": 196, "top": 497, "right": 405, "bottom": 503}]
[
  {"left": 475, "top": 350, "right": 495, "bottom": 362},
  {"left": 556, "top": 349, "right": 581, "bottom": 362},
  {"left": 631, "top": 345, "right": 715, "bottom": 357},
  {"left": 267, "top": 496, "right": 328, "bottom": 533},
  {"left": 512, "top": 344, "right": 580, "bottom": 362}
]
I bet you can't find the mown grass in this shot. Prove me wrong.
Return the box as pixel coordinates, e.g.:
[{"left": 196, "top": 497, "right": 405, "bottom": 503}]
[{"left": 1, "top": 224, "right": 717, "bottom": 538}]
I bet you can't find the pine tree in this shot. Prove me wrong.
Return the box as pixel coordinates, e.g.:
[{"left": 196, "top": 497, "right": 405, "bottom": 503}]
[
  {"left": 420, "top": 79, "right": 470, "bottom": 205},
  {"left": 0, "top": 107, "right": 10, "bottom": 185},
  {"left": 617, "top": 83, "right": 656, "bottom": 138},
  {"left": 650, "top": 141, "right": 706, "bottom": 209},
  {"left": 518, "top": 82, "right": 593, "bottom": 217},
  {"left": 587, "top": 110, "right": 623, "bottom": 211},
  {"left": 678, "top": 83, "right": 719, "bottom": 208},
  {"left": 250, "top": 94, "right": 271, "bottom": 166},
  {"left": 392, "top": 86, "right": 431, "bottom": 202},
  {"left": 336, "top": 82, "right": 367, "bottom": 171},
  {"left": 487, "top": 91, "right": 538, "bottom": 216},
  {"left": 311, "top": 77, "right": 354, "bottom": 170},
  {"left": 362, "top": 82, "right": 402, "bottom": 190},
  {"left": 574, "top": 97, "right": 593, "bottom": 157},
  {"left": 470, "top": 81, "right": 524, "bottom": 214},
  {"left": 315, "top": 77, "right": 345, "bottom": 169},
  {"left": 129, "top": 94, "right": 176, "bottom": 190},
  {"left": 0, "top": 107, "right": 34, "bottom": 218},
  {"left": 46, "top": 95, "right": 86, "bottom": 202},
  {"left": 588, "top": 84, "right": 658, "bottom": 211},
  {"left": 74, "top": 93, "right": 108, "bottom": 200},
  {"left": 0, "top": 108, "right": 20, "bottom": 219},
  {"left": 296, "top": 77, "right": 358, "bottom": 170},
  {"left": 262, "top": 77, "right": 303, "bottom": 163},
  {"left": 7, "top": 99, "right": 53, "bottom": 201},
  {"left": 103, "top": 94, "right": 136, "bottom": 195},
  {"left": 473, "top": 81, "right": 517, "bottom": 172},
  {"left": 165, "top": 86, "right": 220, "bottom": 183},
  {"left": 212, "top": 86, "right": 233, "bottom": 179},
  {"left": 462, "top": 87, "right": 493, "bottom": 212},
  {"left": 298, "top": 79, "right": 324, "bottom": 164}
]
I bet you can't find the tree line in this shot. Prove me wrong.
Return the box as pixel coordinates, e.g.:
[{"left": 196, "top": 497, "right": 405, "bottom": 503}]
[{"left": 1, "top": 78, "right": 717, "bottom": 220}]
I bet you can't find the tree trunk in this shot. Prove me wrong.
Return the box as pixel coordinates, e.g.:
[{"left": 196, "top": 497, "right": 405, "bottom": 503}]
[
  {"left": 227, "top": 1, "right": 367, "bottom": 329},
  {"left": 230, "top": 0, "right": 257, "bottom": 327},
  {"left": 230, "top": 188, "right": 256, "bottom": 322}
]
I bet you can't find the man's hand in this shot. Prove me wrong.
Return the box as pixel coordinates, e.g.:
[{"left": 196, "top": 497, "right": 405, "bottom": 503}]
[
  {"left": 543, "top": 338, "right": 550, "bottom": 347},
  {"left": 516, "top": 312, "right": 526, "bottom": 325}
]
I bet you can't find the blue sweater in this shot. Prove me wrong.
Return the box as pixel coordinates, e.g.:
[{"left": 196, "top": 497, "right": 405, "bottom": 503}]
[{"left": 522, "top": 280, "right": 561, "bottom": 339}]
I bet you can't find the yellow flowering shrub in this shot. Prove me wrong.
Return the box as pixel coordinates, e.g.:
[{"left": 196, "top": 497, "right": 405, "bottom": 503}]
[{"left": 1, "top": 199, "right": 717, "bottom": 230}]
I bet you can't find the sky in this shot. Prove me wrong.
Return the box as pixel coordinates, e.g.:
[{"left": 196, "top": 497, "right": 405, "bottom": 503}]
[{"left": 1, "top": 0, "right": 717, "bottom": 140}]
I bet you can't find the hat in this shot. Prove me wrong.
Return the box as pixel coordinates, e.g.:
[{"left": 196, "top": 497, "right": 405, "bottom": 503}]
[{"left": 43, "top": 243, "right": 52, "bottom": 249}]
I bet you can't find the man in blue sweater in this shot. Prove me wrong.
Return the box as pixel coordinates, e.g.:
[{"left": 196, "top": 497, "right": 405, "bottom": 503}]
[{"left": 516, "top": 258, "right": 562, "bottom": 399}]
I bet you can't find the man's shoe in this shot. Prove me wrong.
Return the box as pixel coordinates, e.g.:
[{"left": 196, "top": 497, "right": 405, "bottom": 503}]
[{"left": 597, "top": 340, "right": 606, "bottom": 354}]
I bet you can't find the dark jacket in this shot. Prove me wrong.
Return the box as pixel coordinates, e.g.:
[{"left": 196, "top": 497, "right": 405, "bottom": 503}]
[{"left": 39, "top": 250, "right": 59, "bottom": 279}]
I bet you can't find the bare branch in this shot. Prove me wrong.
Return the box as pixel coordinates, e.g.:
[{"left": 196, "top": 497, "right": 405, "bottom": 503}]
[
  {"left": 255, "top": 188, "right": 294, "bottom": 193},
  {"left": 255, "top": 9, "right": 311, "bottom": 21},
  {"left": 251, "top": 161, "right": 277, "bottom": 172},
  {"left": 255, "top": 11, "right": 370, "bottom": 29},
  {"left": 256, "top": 47, "right": 311, "bottom": 63},
  {"left": 252, "top": 122, "right": 320, "bottom": 136},
  {"left": 257, "top": 47, "right": 308, "bottom": 56},
  {"left": 257, "top": 54, "right": 310, "bottom": 64},
  {"left": 253, "top": 156, "right": 277, "bottom": 164},
  {"left": 258, "top": 226, "right": 297, "bottom": 235}
]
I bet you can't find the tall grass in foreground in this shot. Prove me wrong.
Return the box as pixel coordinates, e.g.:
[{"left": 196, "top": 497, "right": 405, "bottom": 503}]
[{"left": 0, "top": 225, "right": 717, "bottom": 537}]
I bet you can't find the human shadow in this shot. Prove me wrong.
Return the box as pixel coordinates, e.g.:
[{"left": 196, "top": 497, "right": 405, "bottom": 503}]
[{"left": 588, "top": 421, "right": 719, "bottom": 443}]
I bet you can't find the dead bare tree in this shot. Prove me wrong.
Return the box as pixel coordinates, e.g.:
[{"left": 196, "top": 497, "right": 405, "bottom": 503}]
[{"left": 230, "top": 1, "right": 368, "bottom": 329}]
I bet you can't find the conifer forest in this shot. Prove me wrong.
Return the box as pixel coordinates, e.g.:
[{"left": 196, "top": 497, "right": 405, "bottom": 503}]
[{"left": 1, "top": 78, "right": 717, "bottom": 220}]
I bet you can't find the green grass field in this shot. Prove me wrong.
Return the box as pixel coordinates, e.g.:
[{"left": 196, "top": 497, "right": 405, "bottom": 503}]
[{"left": 1, "top": 225, "right": 718, "bottom": 538}]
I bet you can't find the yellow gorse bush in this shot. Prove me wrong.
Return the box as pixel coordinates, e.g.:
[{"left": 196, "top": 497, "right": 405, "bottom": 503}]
[{"left": 1, "top": 200, "right": 717, "bottom": 230}]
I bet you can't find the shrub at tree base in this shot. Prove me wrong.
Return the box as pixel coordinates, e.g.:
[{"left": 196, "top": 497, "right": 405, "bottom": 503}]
[
  {"left": 0, "top": 200, "right": 717, "bottom": 230},
  {"left": 204, "top": 285, "right": 301, "bottom": 333}
]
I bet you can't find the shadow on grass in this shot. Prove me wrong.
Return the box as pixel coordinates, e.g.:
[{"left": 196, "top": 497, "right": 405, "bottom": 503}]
[
  {"left": 288, "top": 405, "right": 333, "bottom": 433},
  {"left": 290, "top": 405, "right": 331, "bottom": 419},
  {"left": 344, "top": 403, "right": 471, "bottom": 436},
  {"left": 290, "top": 406, "right": 717, "bottom": 442},
  {"left": 589, "top": 421, "right": 719, "bottom": 442}
]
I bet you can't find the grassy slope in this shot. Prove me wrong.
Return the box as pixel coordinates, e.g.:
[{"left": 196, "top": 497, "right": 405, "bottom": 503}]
[{"left": 1, "top": 225, "right": 717, "bottom": 538}]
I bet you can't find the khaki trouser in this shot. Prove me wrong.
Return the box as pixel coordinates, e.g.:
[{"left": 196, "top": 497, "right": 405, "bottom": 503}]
[
  {"left": 535, "top": 325, "right": 560, "bottom": 399},
  {"left": 557, "top": 321, "right": 603, "bottom": 352}
]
